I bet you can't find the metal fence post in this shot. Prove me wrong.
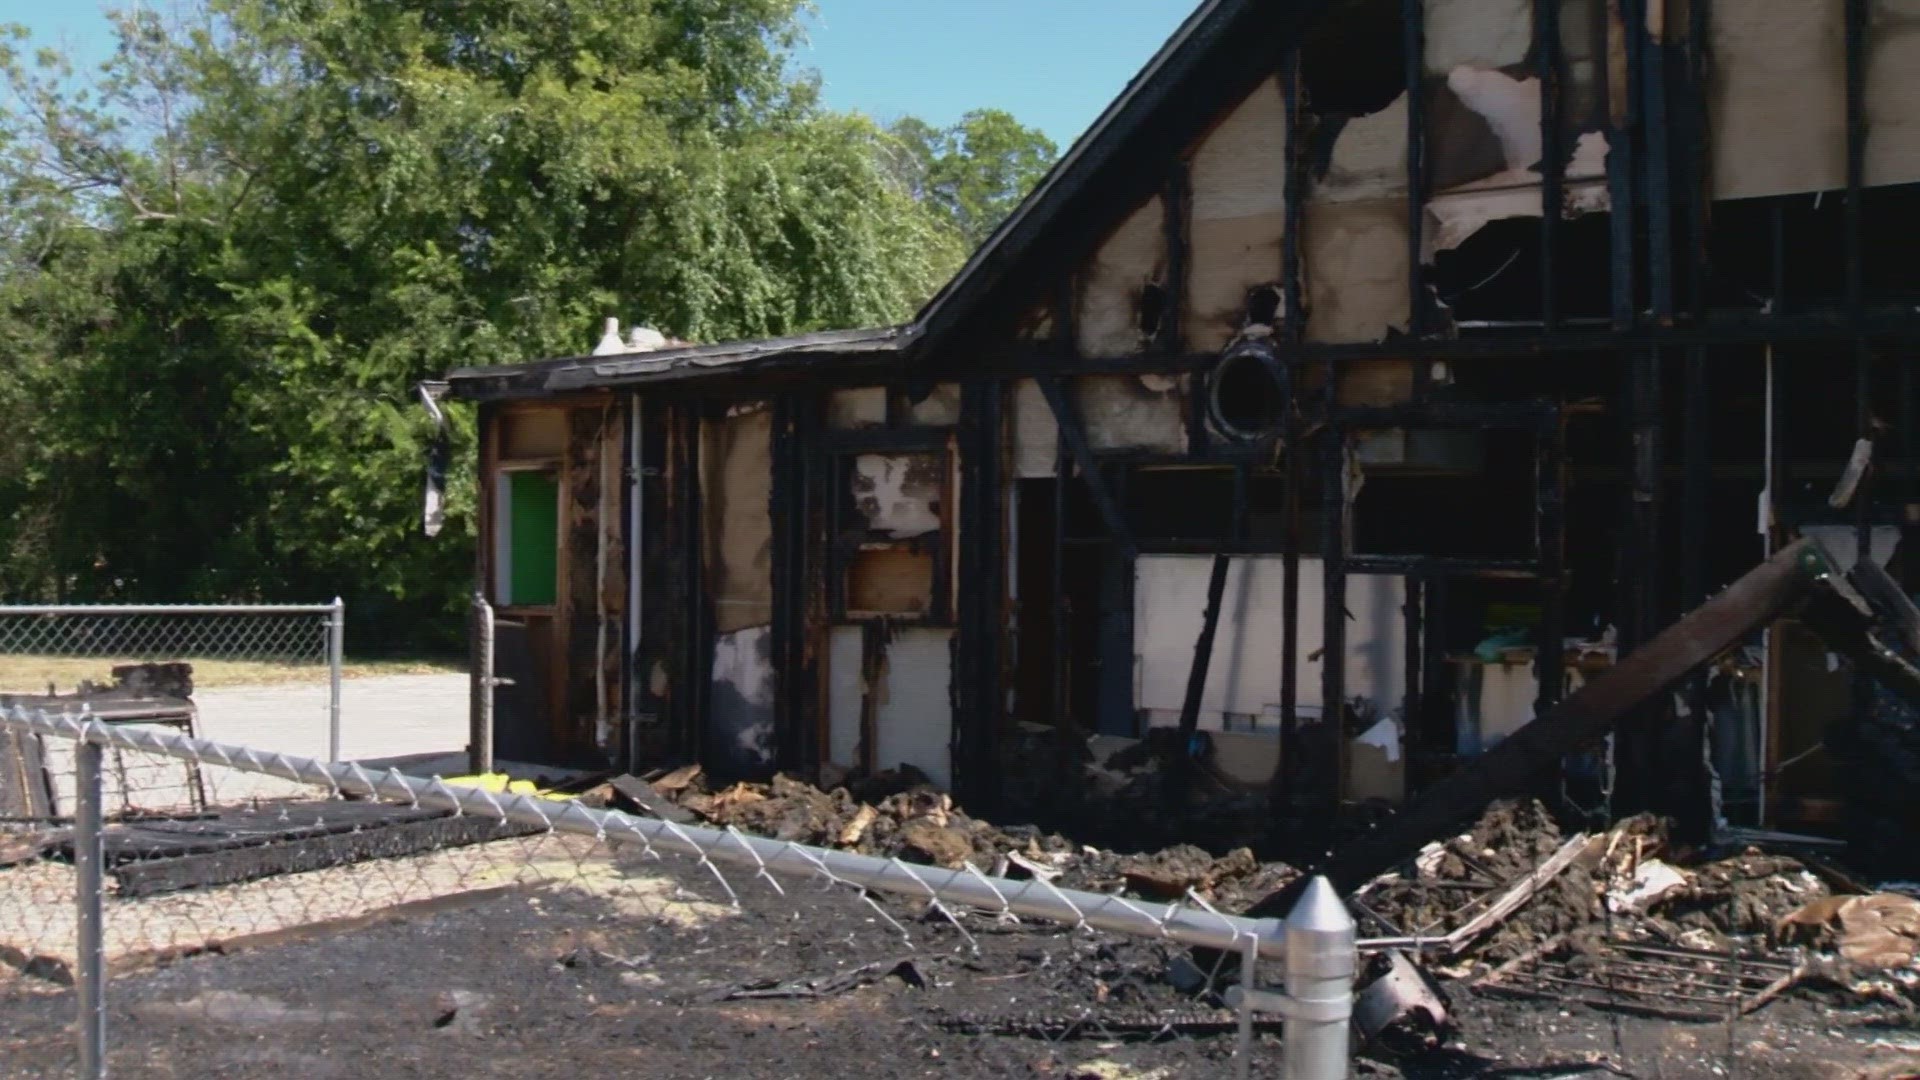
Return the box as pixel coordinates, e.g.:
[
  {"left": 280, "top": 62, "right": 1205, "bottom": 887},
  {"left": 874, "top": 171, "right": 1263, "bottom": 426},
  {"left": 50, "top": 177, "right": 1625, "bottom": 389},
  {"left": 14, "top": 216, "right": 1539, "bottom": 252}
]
[
  {"left": 75, "top": 729, "right": 106, "bottom": 1079},
  {"left": 471, "top": 594, "right": 495, "bottom": 777},
  {"left": 1286, "top": 875, "right": 1356, "bottom": 1080},
  {"left": 327, "top": 598, "right": 345, "bottom": 763}
]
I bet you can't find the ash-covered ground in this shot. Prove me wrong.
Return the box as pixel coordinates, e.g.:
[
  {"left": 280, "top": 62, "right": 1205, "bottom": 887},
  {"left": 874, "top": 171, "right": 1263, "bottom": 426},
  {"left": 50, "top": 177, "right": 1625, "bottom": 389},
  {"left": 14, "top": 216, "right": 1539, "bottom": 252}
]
[{"left": 3, "top": 764, "right": 1918, "bottom": 1078}]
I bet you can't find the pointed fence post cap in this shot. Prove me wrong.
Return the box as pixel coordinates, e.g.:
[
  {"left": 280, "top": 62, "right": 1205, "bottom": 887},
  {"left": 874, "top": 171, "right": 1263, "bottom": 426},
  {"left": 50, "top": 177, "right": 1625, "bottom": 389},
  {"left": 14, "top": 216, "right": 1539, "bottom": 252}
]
[{"left": 1286, "top": 874, "right": 1355, "bottom": 934}]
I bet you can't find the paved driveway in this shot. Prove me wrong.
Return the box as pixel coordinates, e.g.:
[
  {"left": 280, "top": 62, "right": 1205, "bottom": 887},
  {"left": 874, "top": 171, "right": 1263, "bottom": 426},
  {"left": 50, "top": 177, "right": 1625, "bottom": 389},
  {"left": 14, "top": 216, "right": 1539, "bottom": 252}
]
[{"left": 194, "top": 674, "right": 468, "bottom": 764}]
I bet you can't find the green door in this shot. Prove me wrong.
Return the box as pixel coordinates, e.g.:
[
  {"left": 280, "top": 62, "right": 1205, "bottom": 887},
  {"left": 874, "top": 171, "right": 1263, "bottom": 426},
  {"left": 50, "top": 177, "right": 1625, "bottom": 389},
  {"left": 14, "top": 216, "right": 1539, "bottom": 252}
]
[{"left": 507, "top": 470, "right": 559, "bottom": 606}]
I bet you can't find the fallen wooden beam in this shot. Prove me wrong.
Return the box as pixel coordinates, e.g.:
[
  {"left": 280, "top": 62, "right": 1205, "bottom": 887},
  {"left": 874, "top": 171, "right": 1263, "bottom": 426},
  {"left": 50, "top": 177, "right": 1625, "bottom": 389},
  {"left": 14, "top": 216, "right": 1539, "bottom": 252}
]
[
  {"left": 609, "top": 775, "right": 698, "bottom": 824},
  {"left": 1250, "top": 540, "right": 1833, "bottom": 912},
  {"left": 1354, "top": 833, "right": 1593, "bottom": 956}
]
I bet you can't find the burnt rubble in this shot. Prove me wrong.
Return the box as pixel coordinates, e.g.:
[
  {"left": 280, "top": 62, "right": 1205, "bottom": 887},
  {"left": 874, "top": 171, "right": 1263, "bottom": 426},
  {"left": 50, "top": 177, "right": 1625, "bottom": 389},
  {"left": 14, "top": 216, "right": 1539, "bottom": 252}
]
[
  {"left": 611, "top": 762, "right": 1303, "bottom": 911},
  {"left": 609, "top": 766, "right": 1920, "bottom": 1062}
]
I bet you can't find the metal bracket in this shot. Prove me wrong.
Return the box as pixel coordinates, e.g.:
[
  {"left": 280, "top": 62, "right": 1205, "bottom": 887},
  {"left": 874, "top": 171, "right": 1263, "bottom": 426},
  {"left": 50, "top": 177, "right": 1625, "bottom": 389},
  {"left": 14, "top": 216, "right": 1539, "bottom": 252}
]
[{"left": 1226, "top": 985, "right": 1355, "bottom": 1023}]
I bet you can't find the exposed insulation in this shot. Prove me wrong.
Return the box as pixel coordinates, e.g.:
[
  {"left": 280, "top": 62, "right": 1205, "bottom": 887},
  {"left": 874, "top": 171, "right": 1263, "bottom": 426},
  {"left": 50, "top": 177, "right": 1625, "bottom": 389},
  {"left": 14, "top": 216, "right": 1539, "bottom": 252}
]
[
  {"left": 1133, "top": 556, "right": 1407, "bottom": 728},
  {"left": 1304, "top": 199, "right": 1410, "bottom": 344},
  {"left": 909, "top": 382, "right": 963, "bottom": 426},
  {"left": 1314, "top": 93, "right": 1410, "bottom": 204},
  {"left": 827, "top": 387, "right": 888, "bottom": 430},
  {"left": 1188, "top": 75, "right": 1288, "bottom": 351},
  {"left": 1425, "top": 61, "right": 1610, "bottom": 257},
  {"left": 1338, "top": 359, "right": 1417, "bottom": 407},
  {"left": 1079, "top": 374, "right": 1189, "bottom": 455},
  {"left": 1710, "top": 0, "right": 1846, "bottom": 200},
  {"left": 826, "top": 626, "right": 865, "bottom": 769},
  {"left": 701, "top": 405, "right": 774, "bottom": 635},
  {"left": 873, "top": 628, "right": 954, "bottom": 790},
  {"left": 1010, "top": 378, "right": 1060, "bottom": 479},
  {"left": 1075, "top": 195, "right": 1166, "bottom": 357},
  {"left": 710, "top": 625, "right": 776, "bottom": 770},
  {"left": 1424, "top": 0, "right": 1535, "bottom": 75},
  {"left": 851, "top": 453, "right": 943, "bottom": 539},
  {"left": 847, "top": 547, "right": 937, "bottom": 617}
]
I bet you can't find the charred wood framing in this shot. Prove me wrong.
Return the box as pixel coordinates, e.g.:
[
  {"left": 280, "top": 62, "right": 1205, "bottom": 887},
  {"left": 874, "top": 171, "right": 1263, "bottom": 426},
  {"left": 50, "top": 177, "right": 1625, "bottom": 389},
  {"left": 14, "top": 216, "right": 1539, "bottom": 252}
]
[
  {"left": 915, "top": 0, "right": 1339, "bottom": 357},
  {"left": 1038, "top": 377, "right": 1139, "bottom": 562},
  {"left": 1053, "top": 427, "right": 1071, "bottom": 732},
  {"left": 1536, "top": 0, "right": 1565, "bottom": 329},
  {"left": 619, "top": 394, "right": 639, "bottom": 770},
  {"left": 1607, "top": 0, "right": 1640, "bottom": 331},
  {"left": 1278, "top": 43, "right": 1307, "bottom": 771},
  {"left": 1845, "top": 0, "right": 1872, "bottom": 745},
  {"left": 1162, "top": 160, "right": 1191, "bottom": 356},
  {"left": 1535, "top": 409, "right": 1568, "bottom": 719},
  {"left": 1641, "top": 3, "right": 1674, "bottom": 322},
  {"left": 770, "top": 393, "right": 814, "bottom": 775},
  {"left": 1402, "top": 0, "right": 1427, "bottom": 333},
  {"left": 1256, "top": 541, "right": 1835, "bottom": 899},
  {"left": 1317, "top": 438, "right": 1348, "bottom": 812},
  {"left": 670, "top": 406, "right": 706, "bottom": 763},
  {"left": 1403, "top": 574, "right": 1423, "bottom": 730},
  {"left": 1280, "top": 46, "right": 1305, "bottom": 341},
  {"left": 1281, "top": 436, "right": 1303, "bottom": 757},
  {"left": 1174, "top": 464, "right": 1249, "bottom": 778},
  {"left": 954, "top": 380, "right": 1005, "bottom": 808}
]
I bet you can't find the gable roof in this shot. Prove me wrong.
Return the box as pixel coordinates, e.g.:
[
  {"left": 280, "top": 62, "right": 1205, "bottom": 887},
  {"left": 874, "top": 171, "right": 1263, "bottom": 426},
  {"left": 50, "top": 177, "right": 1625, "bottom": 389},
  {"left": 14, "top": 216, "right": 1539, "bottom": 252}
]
[{"left": 448, "top": 0, "right": 1325, "bottom": 399}]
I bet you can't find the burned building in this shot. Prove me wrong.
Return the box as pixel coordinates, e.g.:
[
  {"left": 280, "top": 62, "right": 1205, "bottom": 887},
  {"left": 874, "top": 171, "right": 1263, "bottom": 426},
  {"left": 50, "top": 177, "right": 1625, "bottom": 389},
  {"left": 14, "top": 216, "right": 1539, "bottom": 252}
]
[{"left": 433, "top": 0, "right": 1920, "bottom": 858}]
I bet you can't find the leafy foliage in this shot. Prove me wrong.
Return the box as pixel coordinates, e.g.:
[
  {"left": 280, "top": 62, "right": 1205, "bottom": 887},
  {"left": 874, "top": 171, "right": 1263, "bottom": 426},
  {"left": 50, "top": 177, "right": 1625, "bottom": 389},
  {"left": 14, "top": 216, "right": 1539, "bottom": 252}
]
[
  {"left": 0, "top": 1, "right": 1053, "bottom": 650},
  {"left": 887, "top": 109, "right": 1059, "bottom": 246}
]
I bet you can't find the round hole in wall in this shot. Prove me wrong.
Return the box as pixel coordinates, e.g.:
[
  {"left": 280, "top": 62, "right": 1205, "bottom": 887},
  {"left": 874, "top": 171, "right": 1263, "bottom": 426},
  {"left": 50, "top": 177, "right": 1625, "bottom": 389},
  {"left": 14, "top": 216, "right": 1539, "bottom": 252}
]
[{"left": 1207, "top": 340, "right": 1291, "bottom": 442}]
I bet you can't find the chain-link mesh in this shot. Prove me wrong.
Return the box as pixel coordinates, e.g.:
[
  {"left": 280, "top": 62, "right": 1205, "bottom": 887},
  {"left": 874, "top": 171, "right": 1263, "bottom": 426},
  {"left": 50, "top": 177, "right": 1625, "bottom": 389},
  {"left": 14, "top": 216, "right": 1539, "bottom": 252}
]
[
  {"left": 0, "top": 609, "right": 331, "bottom": 668},
  {"left": 0, "top": 709, "right": 1317, "bottom": 1079},
  {"left": 0, "top": 604, "right": 343, "bottom": 764}
]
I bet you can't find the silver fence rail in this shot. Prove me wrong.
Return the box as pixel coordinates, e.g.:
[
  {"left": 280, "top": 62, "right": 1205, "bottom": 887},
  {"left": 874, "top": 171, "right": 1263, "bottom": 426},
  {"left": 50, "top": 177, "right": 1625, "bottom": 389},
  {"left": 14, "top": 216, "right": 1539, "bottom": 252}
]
[
  {"left": 0, "top": 705, "right": 1357, "bottom": 1079},
  {"left": 0, "top": 601, "right": 346, "bottom": 762}
]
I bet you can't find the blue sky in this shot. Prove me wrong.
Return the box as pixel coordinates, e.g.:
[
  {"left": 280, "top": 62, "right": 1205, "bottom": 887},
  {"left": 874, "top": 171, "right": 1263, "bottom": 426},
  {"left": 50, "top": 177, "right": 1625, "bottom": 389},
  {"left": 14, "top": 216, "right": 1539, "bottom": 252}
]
[{"left": 8, "top": 0, "right": 1197, "bottom": 150}]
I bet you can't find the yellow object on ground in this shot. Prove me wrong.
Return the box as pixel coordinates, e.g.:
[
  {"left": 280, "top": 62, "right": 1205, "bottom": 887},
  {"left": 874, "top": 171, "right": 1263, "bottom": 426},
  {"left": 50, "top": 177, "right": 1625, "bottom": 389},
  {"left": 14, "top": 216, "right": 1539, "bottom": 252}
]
[{"left": 441, "top": 773, "right": 574, "bottom": 802}]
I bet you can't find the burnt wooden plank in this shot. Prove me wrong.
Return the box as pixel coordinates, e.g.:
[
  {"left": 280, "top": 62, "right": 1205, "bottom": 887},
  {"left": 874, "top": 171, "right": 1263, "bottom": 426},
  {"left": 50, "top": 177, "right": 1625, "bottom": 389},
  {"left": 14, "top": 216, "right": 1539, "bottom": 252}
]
[
  {"left": 0, "top": 725, "right": 53, "bottom": 820},
  {"left": 608, "top": 775, "right": 697, "bottom": 824},
  {"left": 108, "top": 814, "right": 540, "bottom": 898},
  {"left": 86, "top": 801, "right": 452, "bottom": 861}
]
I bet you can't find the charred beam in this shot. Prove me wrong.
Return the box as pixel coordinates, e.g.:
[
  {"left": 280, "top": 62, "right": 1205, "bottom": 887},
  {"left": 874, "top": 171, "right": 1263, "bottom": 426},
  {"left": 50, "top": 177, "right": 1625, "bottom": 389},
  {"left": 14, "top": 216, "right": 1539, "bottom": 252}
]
[
  {"left": 954, "top": 380, "right": 1006, "bottom": 808},
  {"left": 1249, "top": 540, "right": 1834, "bottom": 901},
  {"left": 1536, "top": 0, "right": 1565, "bottom": 328},
  {"left": 1403, "top": 0, "right": 1428, "bottom": 332},
  {"left": 1174, "top": 465, "right": 1249, "bottom": 771},
  {"left": 1535, "top": 409, "right": 1568, "bottom": 720},
  {"left": 1038, "top": 376, "right": 1139, "bottom": 562}
]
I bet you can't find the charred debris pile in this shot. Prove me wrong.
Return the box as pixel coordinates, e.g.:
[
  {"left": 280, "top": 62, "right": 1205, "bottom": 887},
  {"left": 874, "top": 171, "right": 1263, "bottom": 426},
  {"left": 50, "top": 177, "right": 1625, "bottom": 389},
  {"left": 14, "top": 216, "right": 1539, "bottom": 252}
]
[{"left": 597, "top": 764, "right": 1920, "bottom": 1050}]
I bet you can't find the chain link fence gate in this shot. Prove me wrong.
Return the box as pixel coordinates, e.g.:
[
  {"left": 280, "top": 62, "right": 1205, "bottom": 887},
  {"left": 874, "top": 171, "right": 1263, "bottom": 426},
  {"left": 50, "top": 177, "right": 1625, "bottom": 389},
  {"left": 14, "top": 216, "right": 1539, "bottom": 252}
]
[
  {"left": 0, "top": 706, "right": 1356, "bottom": 1080},
  {"left": 0, "top": 603, "right": 346, "bottom": 763}
]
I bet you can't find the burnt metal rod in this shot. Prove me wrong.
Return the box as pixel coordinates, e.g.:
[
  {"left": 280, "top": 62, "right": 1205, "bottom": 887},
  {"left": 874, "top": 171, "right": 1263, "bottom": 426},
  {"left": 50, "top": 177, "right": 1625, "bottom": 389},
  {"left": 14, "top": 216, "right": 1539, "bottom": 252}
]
[{"left": 2, "top": 708, "right": 1295, "bottom": 961}]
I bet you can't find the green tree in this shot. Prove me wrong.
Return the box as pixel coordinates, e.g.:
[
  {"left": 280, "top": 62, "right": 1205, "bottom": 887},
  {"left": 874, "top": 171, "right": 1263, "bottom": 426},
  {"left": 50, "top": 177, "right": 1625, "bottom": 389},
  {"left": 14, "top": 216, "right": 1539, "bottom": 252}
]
[
  {"left": 0, "top": 0, "right": 1003, "bottom": 647},
  {"left": 887, "top": 108, "right": 1058, "bottom": 246}
]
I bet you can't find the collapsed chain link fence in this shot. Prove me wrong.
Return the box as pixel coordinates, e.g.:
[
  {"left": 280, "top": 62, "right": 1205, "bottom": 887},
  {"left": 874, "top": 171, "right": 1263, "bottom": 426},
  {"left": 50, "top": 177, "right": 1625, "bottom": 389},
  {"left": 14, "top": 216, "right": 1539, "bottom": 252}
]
[
  {"left": 0, "top": 603, "right": 345, "bottom": 762},
  {"left": 0, "top": 707, "right": 1356, "bottom": 1080}
]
